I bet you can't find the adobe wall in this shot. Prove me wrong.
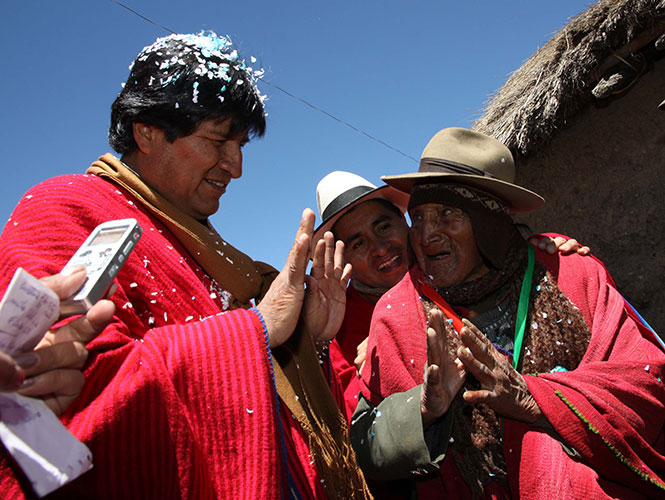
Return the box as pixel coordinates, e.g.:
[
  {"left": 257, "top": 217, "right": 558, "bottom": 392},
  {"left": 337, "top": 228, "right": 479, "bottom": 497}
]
[{"left": 514, "top": 60, "right": 665, "bottom": 333}]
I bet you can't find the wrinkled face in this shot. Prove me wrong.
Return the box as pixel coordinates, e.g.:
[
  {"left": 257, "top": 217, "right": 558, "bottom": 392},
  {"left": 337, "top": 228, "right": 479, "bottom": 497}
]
[
  {"left": 137, "top": 118, "right": 247, "bottom": 220},
  {"left": 333, "top": 200, "right": 410, "bottom": 289},
  {"left": 409, "top": 203, "right": 488, "bottom": 288}
]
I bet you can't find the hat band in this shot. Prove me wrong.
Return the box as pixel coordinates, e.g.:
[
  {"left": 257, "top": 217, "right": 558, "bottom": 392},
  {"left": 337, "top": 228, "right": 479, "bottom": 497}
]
[
  {"left": 322, "top": 185, "right": 375, "bottom": 221},
  {"left": 419, "top": 158, "right": 496, "bottom": 178}
]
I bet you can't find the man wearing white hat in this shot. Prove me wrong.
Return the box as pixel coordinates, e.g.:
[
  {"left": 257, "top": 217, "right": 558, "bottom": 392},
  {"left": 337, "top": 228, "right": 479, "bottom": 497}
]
[{"left": 313, "top": 171, "right": 410, "bottom": 421}]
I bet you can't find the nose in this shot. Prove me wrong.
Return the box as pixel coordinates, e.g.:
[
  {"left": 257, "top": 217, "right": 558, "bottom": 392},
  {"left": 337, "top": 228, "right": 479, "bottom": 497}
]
[
  {"left": 419, "top": 215, "right": 440, "bottom": 247},
  {"left": 369, "top": 235, "right": 390, "bottom": 257},
  {"left": 219, "top": 140, "right": 243, "bottom": 179}
]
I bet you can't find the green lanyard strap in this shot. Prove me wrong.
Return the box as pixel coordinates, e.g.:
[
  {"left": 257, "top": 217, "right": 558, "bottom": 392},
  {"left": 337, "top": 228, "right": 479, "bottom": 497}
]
[
  {"left": 513, "top": 246, "right": 534, "bottom": 369},
  {"left": 420, "top": 245, "right": 535, "bottom": 371}
]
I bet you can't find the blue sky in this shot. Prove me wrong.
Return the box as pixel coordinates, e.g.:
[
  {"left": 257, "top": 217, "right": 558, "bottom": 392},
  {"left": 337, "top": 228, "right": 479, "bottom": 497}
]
[{"left": 1, "top": 0, "right": 592, "bottom": 269}]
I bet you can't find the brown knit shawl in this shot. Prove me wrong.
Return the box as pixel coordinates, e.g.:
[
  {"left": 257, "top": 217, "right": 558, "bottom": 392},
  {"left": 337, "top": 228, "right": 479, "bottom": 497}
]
[
  {"left": 423, "top": 229, "right": 592, "bottom": 499},
  {"left": 88, "top": 154, "right": 371, "bottom": 499}
]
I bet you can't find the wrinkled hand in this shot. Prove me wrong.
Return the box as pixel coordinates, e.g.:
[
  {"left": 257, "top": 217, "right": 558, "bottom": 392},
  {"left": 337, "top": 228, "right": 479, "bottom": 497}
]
[
  {"left": 354, "top": 337, "right": 369, "bottom": 376},
  {"left": 257, "top": 209, "right": 314, "bottom": 348},
  {"left": 303, "top": 231, "right": 352, "bottom": 342},
  {"left": 457, "top": 319, "right": 542, "bottom": 423},
  {"left": 15, "top": 268, "right": 116, "bottom": 415},
  {"left": 529, "top": 235, "right": 590, "bottom": 256},
  {"left": 421, "top": 309, "right": 466, "bottom": 428}
]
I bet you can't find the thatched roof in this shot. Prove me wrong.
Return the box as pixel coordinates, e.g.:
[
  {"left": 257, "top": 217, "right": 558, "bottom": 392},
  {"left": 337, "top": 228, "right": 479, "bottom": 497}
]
[{"left": 473, "top": 0, "right": 665, "bottom": 156}]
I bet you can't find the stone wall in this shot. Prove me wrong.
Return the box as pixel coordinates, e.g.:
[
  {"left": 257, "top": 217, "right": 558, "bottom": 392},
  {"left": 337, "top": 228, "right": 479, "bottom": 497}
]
[{"left": 514, "top": 60, "right": 665, "bottom": 333}]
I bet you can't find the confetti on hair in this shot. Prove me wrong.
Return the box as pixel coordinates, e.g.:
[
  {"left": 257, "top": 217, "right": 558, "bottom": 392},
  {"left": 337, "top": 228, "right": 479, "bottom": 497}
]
[{"left": 130, "top": 30, "right": 267, "bottom": 112}]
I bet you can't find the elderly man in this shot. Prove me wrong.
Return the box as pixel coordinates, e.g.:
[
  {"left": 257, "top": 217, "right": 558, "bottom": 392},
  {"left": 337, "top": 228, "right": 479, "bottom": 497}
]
[
  {"left": 0, "top": 32, "right": 369, "bottom": 500},
  {"left": 351, "top": 128, "right": 665, "bottom": 499}
]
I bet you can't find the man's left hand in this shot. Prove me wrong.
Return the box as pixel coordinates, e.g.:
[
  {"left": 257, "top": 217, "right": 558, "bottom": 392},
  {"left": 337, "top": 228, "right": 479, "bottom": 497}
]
[
  {"left": 303, "top": 231, "right": 351, "bottom": 341},
  {"left": 457, "top": 319, "right": 542, "bottom": 423}
]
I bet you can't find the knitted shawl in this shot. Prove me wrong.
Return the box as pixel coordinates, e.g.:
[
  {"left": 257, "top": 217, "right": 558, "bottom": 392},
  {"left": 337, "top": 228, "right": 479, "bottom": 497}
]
[{"left": 360, "top": 252, "right": 665, "bottom": 499}]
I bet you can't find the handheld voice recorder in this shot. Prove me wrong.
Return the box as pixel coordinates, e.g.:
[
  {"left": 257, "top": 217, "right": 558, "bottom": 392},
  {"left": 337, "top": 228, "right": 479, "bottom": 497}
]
[{"left": 60, "top": 218, "right": 142, "bottom": 317}]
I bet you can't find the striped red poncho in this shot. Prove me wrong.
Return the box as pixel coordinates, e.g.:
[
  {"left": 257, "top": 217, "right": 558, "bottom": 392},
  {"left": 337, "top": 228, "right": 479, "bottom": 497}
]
[{"left": 0, "top": 170, "right": 326, "bottom": 499}]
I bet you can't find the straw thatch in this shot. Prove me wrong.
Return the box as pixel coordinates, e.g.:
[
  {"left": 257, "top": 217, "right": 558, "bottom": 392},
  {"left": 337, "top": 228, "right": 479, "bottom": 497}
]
[{"left": 473, "top": 0, "right": 665, "bottom": 155}]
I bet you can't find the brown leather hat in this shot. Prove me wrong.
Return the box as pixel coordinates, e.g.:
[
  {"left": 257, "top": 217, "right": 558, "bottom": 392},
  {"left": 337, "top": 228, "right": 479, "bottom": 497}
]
[{"left": 381, "top": 127, "right": 544, "bottom": 212}]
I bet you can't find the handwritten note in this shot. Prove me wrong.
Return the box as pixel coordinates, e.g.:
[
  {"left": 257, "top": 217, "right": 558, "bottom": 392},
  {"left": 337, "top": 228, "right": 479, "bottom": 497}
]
[
  {"left": 0, "top": 268, "right": 59, "bottom": 355},
  {"left": 0, "top": 268, "right": 93, "bottom": 497},
  {"left": 0, "top": 394, "right": 93, "bottom": 497}
]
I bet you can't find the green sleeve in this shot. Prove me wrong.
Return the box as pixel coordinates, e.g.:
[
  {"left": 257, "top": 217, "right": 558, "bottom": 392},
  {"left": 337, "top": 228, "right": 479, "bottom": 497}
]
[{"left": 349, "top": 385, "right": 454, "bottom": 480}]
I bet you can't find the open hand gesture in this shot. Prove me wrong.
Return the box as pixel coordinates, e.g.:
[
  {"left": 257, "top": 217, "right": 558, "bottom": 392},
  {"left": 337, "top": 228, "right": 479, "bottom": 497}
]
[
  {"left": 457, "top": 319, "right": 542, "bottom": 423},
  {"left": 303, "top": 231, "right": 352, "bottom": 342},
  {"left": 257, "top": 209, "right": 315, "bottom": 348},
  {"left": 421, "top": 309, "right": 466, "bottom": 428}
]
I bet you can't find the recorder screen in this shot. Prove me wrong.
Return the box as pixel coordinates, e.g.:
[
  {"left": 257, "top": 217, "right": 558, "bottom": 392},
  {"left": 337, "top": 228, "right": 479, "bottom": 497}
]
[{"left": 89, "top": 226, "right": 127, "bottom": 246}]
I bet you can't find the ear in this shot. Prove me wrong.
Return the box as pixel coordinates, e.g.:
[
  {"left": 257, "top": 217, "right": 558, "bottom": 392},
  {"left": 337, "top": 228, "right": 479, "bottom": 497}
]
[{"left": 132, "top": 123, "right": 161, "bottom": 154}]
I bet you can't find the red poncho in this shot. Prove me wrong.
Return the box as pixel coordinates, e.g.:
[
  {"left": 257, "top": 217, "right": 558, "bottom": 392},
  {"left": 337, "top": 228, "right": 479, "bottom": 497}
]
[
  {"left": 0, "top": 170, "right": 326, "bottom": 499},
  {"left": 360, "top": 251, "right": 665, "bottom": 499},
  {"left": 328, "top": 286, "right": 376, "bottom": 422}
]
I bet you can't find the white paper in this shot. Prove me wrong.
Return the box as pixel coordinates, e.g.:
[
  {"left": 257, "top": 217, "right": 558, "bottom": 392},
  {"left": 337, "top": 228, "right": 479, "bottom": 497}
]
[
  {"left": 0, "top": 393, "right": 93, "bottom": 497},
  {"left": 0, "top": 268, "right": 93, "bottom": 496},
  {"left": 0, "top": 268, "right": 59, "bottom": 355}
]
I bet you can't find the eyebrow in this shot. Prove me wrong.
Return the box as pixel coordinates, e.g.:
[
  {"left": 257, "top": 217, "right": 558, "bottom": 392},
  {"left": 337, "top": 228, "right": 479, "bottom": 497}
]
[{"left": 343, "top": 214, "right": 392, "bottom": 245}]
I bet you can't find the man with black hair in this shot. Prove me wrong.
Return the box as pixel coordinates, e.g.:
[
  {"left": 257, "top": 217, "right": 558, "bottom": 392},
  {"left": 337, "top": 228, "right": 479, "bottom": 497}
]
[{"left": 0, "top": 32, "right": 370, "bottom": 499}]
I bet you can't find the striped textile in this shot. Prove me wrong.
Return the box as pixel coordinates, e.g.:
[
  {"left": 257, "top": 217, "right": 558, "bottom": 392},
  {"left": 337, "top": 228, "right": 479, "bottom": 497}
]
[{"left": 0, "top": 170, "right": 324, "bottom": 499}]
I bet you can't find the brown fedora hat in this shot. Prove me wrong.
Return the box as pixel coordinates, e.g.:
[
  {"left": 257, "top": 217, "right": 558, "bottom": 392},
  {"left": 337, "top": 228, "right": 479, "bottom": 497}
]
[{"left": 381, "top": 127, "right": 544, "bottom": 212}]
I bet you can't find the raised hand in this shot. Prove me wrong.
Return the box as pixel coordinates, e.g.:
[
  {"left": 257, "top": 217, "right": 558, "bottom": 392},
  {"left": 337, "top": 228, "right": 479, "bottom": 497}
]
[
  {"left": 257, "top": 209, "right": 315, "bottom": 348},
  {"left": 457, "top": 318, "right": 542, "bottom": 423},
  {"left": 420, "top": 309, "right": 466, "bottom": 428},
  {"left": 303, "top": 231, "right": 352, "bottom": 342}
]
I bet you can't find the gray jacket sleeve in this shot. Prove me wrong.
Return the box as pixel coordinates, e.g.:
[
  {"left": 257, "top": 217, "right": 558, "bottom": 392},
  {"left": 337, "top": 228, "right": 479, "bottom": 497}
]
[{"left": 349, "top": 385, "right": 454, "bottom": 480}]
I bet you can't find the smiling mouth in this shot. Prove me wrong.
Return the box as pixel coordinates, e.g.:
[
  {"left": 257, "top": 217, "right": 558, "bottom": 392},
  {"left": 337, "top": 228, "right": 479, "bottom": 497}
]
[
  {"left": 206, "top": 179, "right": 228, "bottom": 190},
  {"left": 377, "top": 254, "right": 402, "bottom": 272}
]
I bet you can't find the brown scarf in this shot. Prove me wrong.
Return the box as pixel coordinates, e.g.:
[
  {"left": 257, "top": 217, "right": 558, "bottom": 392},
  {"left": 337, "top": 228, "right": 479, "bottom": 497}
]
[
  {"left": 88, "top": 154, "right": 371, "bottom": 499},
  {"left": 88, "top": 154, "right": 277, "bottom": 307}
]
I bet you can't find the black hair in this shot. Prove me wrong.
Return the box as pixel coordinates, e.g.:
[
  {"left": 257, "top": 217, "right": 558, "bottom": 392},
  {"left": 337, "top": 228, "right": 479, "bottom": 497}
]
[{"left": 109, "top": 32, "right": 266, "bottom": 154}]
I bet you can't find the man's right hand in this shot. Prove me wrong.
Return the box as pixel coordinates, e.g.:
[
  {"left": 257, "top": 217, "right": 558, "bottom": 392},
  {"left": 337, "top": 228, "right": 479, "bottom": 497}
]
[
  {"left": 257, "top": 209, "right": 315, "bottom": 348},
  {"left": 421, "top": 309, "right": 466, "bottom": 428}
]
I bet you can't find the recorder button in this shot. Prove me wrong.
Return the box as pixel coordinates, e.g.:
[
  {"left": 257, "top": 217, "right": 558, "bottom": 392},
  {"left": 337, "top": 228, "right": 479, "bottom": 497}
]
[{"left": 122, "top": 241, "right": 134, "bottom": 256}]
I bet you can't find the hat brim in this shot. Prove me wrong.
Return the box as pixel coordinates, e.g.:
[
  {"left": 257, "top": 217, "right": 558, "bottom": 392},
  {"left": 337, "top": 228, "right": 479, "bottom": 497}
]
[
  {"left": 313, "top": 185, "right": 410, "bottom": 243},
  {"left": 381, "top": 172, "right": 544, "bottom": 212}
]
